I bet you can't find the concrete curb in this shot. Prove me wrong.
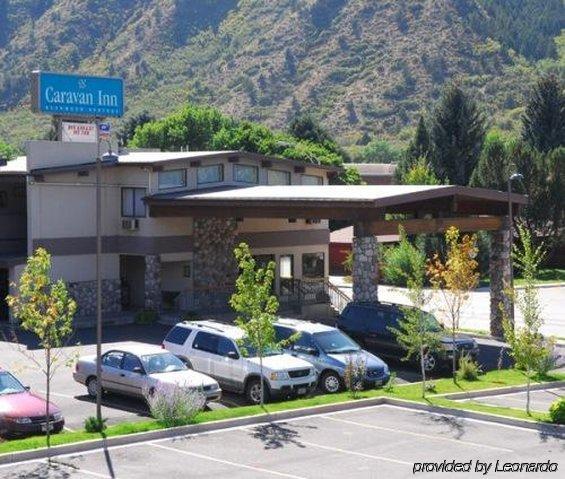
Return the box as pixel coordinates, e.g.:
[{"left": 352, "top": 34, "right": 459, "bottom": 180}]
[
  {"left": 440, "top": 380, "right": 565, "bottom": 401},
  {"left": 2, "top": 391, "right": 564, "bottom": 466}
]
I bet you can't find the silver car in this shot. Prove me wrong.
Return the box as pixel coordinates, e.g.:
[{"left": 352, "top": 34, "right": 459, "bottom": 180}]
[{"left": 73, "top": 342, "right": 222, "bottom": 403}]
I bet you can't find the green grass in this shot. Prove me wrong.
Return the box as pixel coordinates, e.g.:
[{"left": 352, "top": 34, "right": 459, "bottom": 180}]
[
  {"left": 480, "top": 268, "right": 565, "bottom": 287},
  {"left": 0, "top": 369, "right": 563, "bottom": 456}
]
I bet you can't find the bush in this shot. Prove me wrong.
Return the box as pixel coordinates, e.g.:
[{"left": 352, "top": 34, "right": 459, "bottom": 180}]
[
  {"left": 534, "top": 339, "right": 558, "bottom": 377},
  {"left": 549, "top": 397, "right": 565, "bottom": 424},
  {"left": 381, "top": 239, "right": 423, "bottom": 287},
  {"left": 84, "top": 416, "right": 107, "bottom": 433},
  {"left": 343, "top": 355, "right": 367, "bottom": 398},
  {"left": 457, "top": 354, "right": 482, "bottom": 381},
  {"left": 384, "top": 371, "right": 397, "bottom": 393},
  {"left": 145, "top": 383, "right": 206, "bottom": 428},
  {"left": 135, "top": 309, "right": 158, "bottom": 325}
]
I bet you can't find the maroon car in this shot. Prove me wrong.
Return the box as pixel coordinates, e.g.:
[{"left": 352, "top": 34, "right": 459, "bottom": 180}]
[{"left": 0, "top": 369, "right": 64, "bottom": 436}]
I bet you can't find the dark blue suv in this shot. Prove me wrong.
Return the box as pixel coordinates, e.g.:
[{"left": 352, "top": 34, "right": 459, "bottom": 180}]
[{"left": 337, "top": 302, "right": 479, "bottom": 372}]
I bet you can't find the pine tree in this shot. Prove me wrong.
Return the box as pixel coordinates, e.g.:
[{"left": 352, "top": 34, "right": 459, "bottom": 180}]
[
  {"left": 429, "top": 83, "right": 486, "bottom": 185},
  {"left": 522, "top": 74, "right": 565, "bottom": 153},
  {"left": 407, "top": 116, "right": 430, "bottom": 160},
  {"left": 469, "top": 131, "right": 512, "bottom": 190}
]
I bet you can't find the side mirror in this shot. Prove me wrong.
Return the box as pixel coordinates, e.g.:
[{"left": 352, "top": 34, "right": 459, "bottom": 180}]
[
  {"left": 227, "top": 351, "right": 240, "bottom": 360},
  {"left": 132, "top": 366, "right": 144, "bottom": 375},
  {"left": 24, "top": 386, "right": 31, "bottom": 391},
  {"left": 306, "top": 347, "right": 320, "bottom": 356}
]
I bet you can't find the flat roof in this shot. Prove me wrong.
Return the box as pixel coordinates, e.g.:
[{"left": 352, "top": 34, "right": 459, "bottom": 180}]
[
  {"left": 0, "top": 156, "right": 27, "bottom": 176},
  {"left": 349, "top": 163, "right": 396, "bottom": 176}
]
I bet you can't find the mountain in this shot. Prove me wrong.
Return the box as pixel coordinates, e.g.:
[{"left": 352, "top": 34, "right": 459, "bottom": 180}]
[{"left": 0, "top": 0, "right": 562, "bottom": 148}]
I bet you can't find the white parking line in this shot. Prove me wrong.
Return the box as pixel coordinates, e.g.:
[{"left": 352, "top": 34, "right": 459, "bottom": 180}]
[
  {"left": 38, "top": 390, "right": 77, "bottom": 399},
  {"left": 323, "top": 416, "right": 514, "bottom": 453},
  {"left": 148, "top": 442, "right": 309, "bottom": 479}
]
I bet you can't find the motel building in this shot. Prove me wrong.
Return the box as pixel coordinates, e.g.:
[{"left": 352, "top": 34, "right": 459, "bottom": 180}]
[{"left": 0, "top": 138, "right": 526, "bottom": 334}]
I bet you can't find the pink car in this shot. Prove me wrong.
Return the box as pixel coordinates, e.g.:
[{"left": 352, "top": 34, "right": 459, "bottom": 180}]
[{"left": 0, "top": 369, "right": 64, "bottom": 437}]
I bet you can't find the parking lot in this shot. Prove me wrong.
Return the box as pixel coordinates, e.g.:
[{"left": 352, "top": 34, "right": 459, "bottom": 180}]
[
  {"left": 0, "top": 322, "right": 559, "bottom": 431},
  {"left": 2, "top": 404, "right": 563, "bottom": 478},
  {"left": 460, "top": 387, "right": 565, "bottom": 413}
]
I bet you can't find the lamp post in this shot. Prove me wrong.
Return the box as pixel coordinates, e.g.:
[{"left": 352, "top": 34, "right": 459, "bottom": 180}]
[
  {"left": 95, "top": 118, "right": 102, "bottom": 423},
  {"left": 507, "top": 172, "right": 523, "bottom": 322}
]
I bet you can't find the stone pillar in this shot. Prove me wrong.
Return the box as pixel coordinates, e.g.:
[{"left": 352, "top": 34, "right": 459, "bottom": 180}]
[
  {"left": 193, "top": 218, "right": 238, "bottom": 311},
  {"left": 352, "top": 223, "right": 379, "bottom": 303},
  {"left": 489, "top": 227, "right": 512, "bottom": 338},
  {"left": 144, "top": 254, "right": 162, "bottom": 310}
]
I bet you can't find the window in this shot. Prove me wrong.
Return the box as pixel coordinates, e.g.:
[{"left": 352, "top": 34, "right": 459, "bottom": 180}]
[
  {"left": 279, "top": 255, "right": 294, "bottom": 296},
  {"left": 234, "top": 164, "right": 258, "bottom": 184},
  {"left": 102, "top": 351, "right": 124, "bottom": 369},
  {"left": 274, "top": 325, "right": 295, "bottom": 343},
  {"left": 192, "top": 331, "right": 220, "bottom": 354},
  {"left": 217, "top": 337, "right": 239, "bottom": 357},
  {"left": 301, "top": 174, "right": 323, "bottom": 185},
  {"left": 197, "top": 164, "right": 223, "bottom": 185},
  {"left": 0, "top": 191, "right": 7, "bottom": 209},
  {"left": 183, "top": 263, "right": 192, "bottom": 278},
  {"left": 268, "top": 169, "right": 291, "bottom": 185},
  {"left": 165, "top": 326, "right": 192, "bottom": 345},
  {"left": 122, "top": 353, "right": 143, "bottom": 372},
  {"left": 121, "top": 188, "right": 146, "bottom": 218},
  {"left": 313, "top": 330, "right": 360, "bottom": 354},
  {"left": 0, "top": 372, "right": 26, "bottom": 395},
  {"left": 158, "top": 169, "right": 186, "bottom": 189},
  {"left": 302, "top": 252, "right": 325, "bottom": 279},
  {"left": 292, "top": 332, "right": 317, "bottom": 354}
]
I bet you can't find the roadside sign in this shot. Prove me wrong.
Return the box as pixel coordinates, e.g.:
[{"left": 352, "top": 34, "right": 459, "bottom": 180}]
[
  {"left": 61, "top": 121, "right": 97, "bottom": 143},
  {"left": 98, "top": 122, "right": 111, "bottom": 141},
  {"left": 31, "top": 71, "right": 124, "bottom": 118}
]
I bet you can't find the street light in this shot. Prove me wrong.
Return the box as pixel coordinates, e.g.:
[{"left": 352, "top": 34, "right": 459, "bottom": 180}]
[{"left": 507, "top": 172, "right": 523, "bottom": 322}]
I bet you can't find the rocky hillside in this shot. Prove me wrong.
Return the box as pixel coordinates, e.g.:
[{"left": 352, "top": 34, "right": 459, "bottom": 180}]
[{"left": 0, "top": 0, "right": 562, "bottom": 147}]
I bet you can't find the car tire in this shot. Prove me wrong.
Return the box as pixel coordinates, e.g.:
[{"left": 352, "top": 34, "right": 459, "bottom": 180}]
[
  {"left": 320, "top": 370, "right": 342, "bottom": 394},
  {"left": 53, "top": 424, "right": 64, "bottom": 434},
  {"left": 86, "top": 376, "right": 101, "bottom": 399},
  {"left": 422, "top": 352, "right": 438, "bottom": 372},
  {"left": 245, "top": 378, "right": 270, "bottom": 405}
]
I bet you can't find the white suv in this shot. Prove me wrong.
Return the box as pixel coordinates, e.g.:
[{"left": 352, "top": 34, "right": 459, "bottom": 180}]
[{"left": 162, "top": 320, "right": 318, "bottom": 405}]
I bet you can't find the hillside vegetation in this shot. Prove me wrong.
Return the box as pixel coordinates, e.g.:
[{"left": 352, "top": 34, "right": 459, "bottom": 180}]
[{"left": 0, "top": 0, "right": 562, "bottom": 147}]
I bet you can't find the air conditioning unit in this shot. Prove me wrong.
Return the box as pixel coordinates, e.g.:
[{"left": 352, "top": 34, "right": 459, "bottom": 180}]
[{"left": 121, "top": 218, "right": 139, "bottom": 231}]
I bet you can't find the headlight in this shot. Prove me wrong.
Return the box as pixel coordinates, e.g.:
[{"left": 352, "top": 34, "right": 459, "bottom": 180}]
[
  {"left": 52, "top": 412, "right": 63, "bottom": 421},
  {"left": 269, "top": 371, "right": 290, "bottom": 381},
  {"left": 383, "top": 364, "right": 390, "bottom": 374},
  {"left": 13, "top": 417, "right": 32, "bottom": 424}
]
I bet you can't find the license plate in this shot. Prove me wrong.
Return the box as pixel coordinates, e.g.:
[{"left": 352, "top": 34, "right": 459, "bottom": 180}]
[
  {"left": 41, "top": 423, "right": 53, "bottom": 432},
  {"left": 297, "top": 387, "right": 307, "bottom": 395}
]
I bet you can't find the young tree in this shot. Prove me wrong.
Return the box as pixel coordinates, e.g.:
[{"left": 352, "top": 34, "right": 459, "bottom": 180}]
[
  {"left": 522, "top": 74, "right": 565, "bottom": 153},
  {"left": 503, "top": 226, "right": 555, "bottom": 415},
  {"left": 427, "top": 227, "right": 479, "bottom": 381},
  {"left": 229, "top": 243, "right": 279, "bottom": 407},
  {"left": 429, "top": 83, "right": 486, "bottom": 185},
  {"left": 400, "top": 157, "right": 441, "bottom": 185},
  {"left": 6, "top": 248, "right": 77, "bottom": 451},
  {"left": 385, "top": 230, "right": 442, "bottom": 397}
]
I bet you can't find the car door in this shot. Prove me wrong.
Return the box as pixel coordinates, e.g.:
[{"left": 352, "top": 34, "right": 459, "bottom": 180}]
[
  {"left": 190, "top": 331, "right": 220, "bottom": 378},
  {"left": 338, "top": 305, "right": 368, "bottom": 343},
  {"left": 119, "top": 353, "right": 146, "bottom": 397},
  {"left": 364, "top": 307, "right": 397, "bottom": 357},
  {"left": 215, "top": 337, "right": 245, "bottom": 390},
  {"left": 100, "top": 351, "right": 125, "bottom": 392}
]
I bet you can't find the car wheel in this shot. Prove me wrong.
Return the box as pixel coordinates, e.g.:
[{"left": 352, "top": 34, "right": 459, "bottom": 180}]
[
  {"left": 422, "top": 352, "right": 437, "bottom": 372},
  {"left": 86, "top": 376, "right": 100, "bottom": 398},
  {"left": 320, "top": 371, "right": 342, "bottom": 394},
  {"left": 245, "top": 378, "right": 269, "bottom": 405}
]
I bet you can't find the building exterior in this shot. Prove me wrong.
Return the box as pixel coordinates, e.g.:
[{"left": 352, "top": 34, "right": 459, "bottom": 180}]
[
  {"left": 0, "top": 141, "right": 338, "bottom": 323},
  {"left": 348, "top": 163, "right": 396, "bottom": 185}
]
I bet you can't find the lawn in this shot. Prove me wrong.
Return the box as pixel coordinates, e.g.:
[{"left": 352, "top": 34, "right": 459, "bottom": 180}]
[
  {"left": 480, "top": 268, "right": 565, "bottom": 287},
  {"left": 0, "top": 368, "right": 563, "bottom": 456}
]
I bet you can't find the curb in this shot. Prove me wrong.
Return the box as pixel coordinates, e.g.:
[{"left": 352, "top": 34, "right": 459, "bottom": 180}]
[
  {"left": 2, "top": 392, "right": 564, "bottom": 466},
  {"left": 440, "top": 380, "right": 565, "bottom": 401}
]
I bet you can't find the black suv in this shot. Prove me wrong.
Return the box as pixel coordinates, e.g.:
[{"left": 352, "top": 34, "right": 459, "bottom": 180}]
[{"left": 337, "top": 302, "right": 479, "bottom": 372}]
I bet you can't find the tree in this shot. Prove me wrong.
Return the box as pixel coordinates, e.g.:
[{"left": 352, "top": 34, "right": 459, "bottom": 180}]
[
  {"left": 400, "top": 157, "right": 441, "bottom": 185},
  {"left": 469, "top": 131, "right": 513, "bottom": 190},
  {"left": 288, "top": 113, "right": 333, "bottom": 146},
  {"left": 117, "top": 111, "right": 155, "bottom": 147},
  {"left": 0, "top": 139, "right": 17, "bottom": 161},
  {"left": 429, "top": 83, "right": 486, "bottom": 185},
  {"left": 386, "top": 230, "right": 442, "bottom": 397},
  {"left": 503, "top": 226, "right": 555, "bottom": 415},
  {"left": 355, "top": 139, "right": 403, "bottom": 164},
  {"left": 407, "top": 116, "right": 431, "bottom": 161},
  {"left": 522, "top": 74, "right": 565, "bottom": 153},
  {"left": 229, "top": 243, "right": 280, "bottom": 407},
  {"left": 427, "top": 227, "right": 479, "bottom": 381},
  {"left": 6, "top": 248, "right": 77, "bottom": 452}
]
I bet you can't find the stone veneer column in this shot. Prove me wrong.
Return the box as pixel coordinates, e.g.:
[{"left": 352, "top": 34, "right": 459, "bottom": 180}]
[
  {"left": 352, "top": 224, "right": 379, "bottom": 303},
  {"left": 193, "top": 218, "right": 238, "bottom": 311},
  {"left": 489, "top": 226, "right": 512, "bottom": 337},
  {"left": 144, "top": 255, "right": 162, "bottom": 311}
]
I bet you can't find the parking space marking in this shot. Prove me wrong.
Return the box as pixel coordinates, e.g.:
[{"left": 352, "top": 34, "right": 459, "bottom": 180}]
[
  {"left": 148, "top": 442, "right": 309, "bottom": 479},
  {"left": 38, "top": 390, "right": 77, "bottom": 399},
  {"left": 323, "top": 416, "right": 514, "bottom": 452}
]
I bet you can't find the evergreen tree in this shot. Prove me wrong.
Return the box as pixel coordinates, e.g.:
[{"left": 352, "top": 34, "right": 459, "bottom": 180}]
[
  {"left": 288, "top": 113, "right": 333, "bottom": 146},
  {"left": 117, "top": 111, "right": 155, "bottom": 147},
  {"left": 429, "top": 83, "right": 486, "bottom": 185},
  {"left": 522, "top": 74, "right": 565, "bottom": 153},
  {"left": 469, "top": 131, "right": 512, "bottom": 190},
  {"left": 407, "top": 116, "right": 430, "bottom": 160}
]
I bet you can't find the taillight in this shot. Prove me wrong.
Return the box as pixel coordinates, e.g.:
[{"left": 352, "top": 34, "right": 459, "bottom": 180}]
[{"left": 161, "top": 343, "right": 165, "bottom": 349}]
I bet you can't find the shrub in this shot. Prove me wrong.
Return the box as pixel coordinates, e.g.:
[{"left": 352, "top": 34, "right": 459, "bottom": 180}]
[
  {"left": 145, "top": 383, "right": 205, "bottom": 428},
  {"left": 343, "top": 355, "right": 367, "bottom": 398},
  {"left": 84, "top": 416, "right": 107, "bottom": 433},
  {"left": 549, "top": 397, "right": 565, "bottom": 424},
  {"left": 384, "top": 371, "right": 397, "bottom": 393},
  {"left": 381, "top": 239, "right": 423, "bottom": 287},
  {"left": 456, "top": 354, "right": 482, "bottom": 381},
  {"left": 135, "top": 309, "right": 158, "bottom": 325},
  {"left": 534, "top": 338, "right": 558, "bottom": 377}
]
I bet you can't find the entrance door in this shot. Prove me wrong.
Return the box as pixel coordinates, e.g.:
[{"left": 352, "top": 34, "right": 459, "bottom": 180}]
[
  {"left": 0, "top": 269, "right": 8, "bottom": 321},
  {"left": 119, "top": 256, "right": 145, "bottom": 310}
]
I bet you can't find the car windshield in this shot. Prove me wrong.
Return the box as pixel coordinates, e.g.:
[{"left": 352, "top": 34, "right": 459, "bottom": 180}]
[
  {"left": 314, "top": 330, "right": 361, "bottom": 354},
  {"left": 240, "top": 340, "right": 282, "bottom": 358},
  {"left": 423, "top": 312, "right": 443, "bottom": 332},
  {"left": 141, "top": 353, "right": 187, "bottom": 374},
  {"left": 0, "top": 371, "right": 26, "bottom": 395}
]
